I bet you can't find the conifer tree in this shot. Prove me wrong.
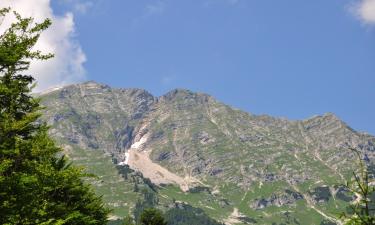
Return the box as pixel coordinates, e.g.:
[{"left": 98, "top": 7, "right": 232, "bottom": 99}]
[
  {"left": 340, "top": 148, "right": 375, "bottom": 225},
  {"left": 0, "top": 8, "right": 109, "bottom": 225},
  {"left": 139, "top": 208, "right": 167, "bottom": 225}
]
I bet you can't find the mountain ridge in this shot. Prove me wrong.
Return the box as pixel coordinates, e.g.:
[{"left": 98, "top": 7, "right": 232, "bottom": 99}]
[
  {"left": 42, "top": 80, "right": 354, "bottom": 125},
  {"left": 40, "top": 81, "right": 375, "bottom": 224}
]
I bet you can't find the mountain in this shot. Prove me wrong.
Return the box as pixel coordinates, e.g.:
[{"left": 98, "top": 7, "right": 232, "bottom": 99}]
[{"left": 40, "top": 81, "right": 375, "bottom": 225}]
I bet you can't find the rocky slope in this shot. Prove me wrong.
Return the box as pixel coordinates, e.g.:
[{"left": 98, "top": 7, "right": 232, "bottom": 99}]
[{"left": 40, "top": 81, "right": 375, "bottom": 224}]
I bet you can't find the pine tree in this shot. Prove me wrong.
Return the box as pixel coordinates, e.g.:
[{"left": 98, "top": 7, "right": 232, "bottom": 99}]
[
  {"left": 122, "top": 215, "right": 135, "bottom": 225},
  {"left": 340, "top": 148, "right": 375, "bottom": 225},
  {"left": 0, "top": 8, "right": 109, "bottom": 225},
  {"left": 139, "top": 208, "right": 167, "bottom": 225}
]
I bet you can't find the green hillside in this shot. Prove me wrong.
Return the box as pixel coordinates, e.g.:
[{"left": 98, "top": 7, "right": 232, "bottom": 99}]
[{"left": 40, "top": 81, "right": 375, "bottom": 224}]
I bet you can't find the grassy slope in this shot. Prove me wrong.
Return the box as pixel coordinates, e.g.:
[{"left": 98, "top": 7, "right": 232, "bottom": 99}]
[{"left": 40, "top": 84, "right": 372, "bottom": 224}]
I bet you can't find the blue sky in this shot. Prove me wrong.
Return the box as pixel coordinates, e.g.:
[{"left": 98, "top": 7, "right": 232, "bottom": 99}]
[{"left": 49, "top": 0, "right": 374, "bottom": 134}]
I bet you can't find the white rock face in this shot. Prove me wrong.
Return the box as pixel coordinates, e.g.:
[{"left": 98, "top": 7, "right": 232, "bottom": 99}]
[
  {"left": 126, "top": 149, "right": 194, "bottom": 192},
  {"left": 130, "top": 135, "right": 148, "bottom": 149},
  {"left": 118, "top": 152, "right": 130, "bottom": 165},
  {"left": 124, "top": 152, "right": 130, "bottom": 164},
  {"left": 39, "top": 86, "right": 63, "bottom": 95}
]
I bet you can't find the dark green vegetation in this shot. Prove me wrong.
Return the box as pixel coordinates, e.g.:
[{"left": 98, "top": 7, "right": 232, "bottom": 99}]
[
  {"left": 0, "top": 9, "right": 109, "bottom": 224},
  {"left": 114, "top": 208, "right": 168, "bottom": 225},
  {"left": 164, "top": 202, "right": 225, "bottom": 225},
  {"left": 340, "top": 149, "right": 375, "bottom": 224},
  {"left": 108, "top": 165, "right": 224, "bottom": 225},
  {"left": 110, "top": 203, "right": 225, "bottom": 225},
  {"left": 140, "top": 208, "right": 167, "bottom": 225},
  {"left": 40, "top": 81, "right": 375, "bottom": 224}
]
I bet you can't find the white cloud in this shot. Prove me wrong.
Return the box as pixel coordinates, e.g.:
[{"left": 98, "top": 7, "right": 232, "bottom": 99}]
[
  {"left": 61, "top": 0, "right": 96, "bottom": 15},
  {"left": 74, "top": 2, "right": 94, "bottom": 14},
  {"left": 353, "top": 0, "right": 375, "bottom": 24},
  {"left": 0, "top": 0, "right": 86, "bottom": 92}
]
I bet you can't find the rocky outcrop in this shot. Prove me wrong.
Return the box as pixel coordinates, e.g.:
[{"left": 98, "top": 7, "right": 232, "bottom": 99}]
[
  {"left": 309, "top": 186, "right": 332, "bottom": 204},
  {"left": 250, "top": 190, "right": 304, "bottom": 209},
  {"left": 40, "top": 81, "right": 375, "bottom": 224},
  {"left": 41, "top": 81, "right": 375, "bottom": 186}
]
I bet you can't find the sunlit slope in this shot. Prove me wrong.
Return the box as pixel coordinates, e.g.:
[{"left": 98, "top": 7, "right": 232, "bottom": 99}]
[{"left": 41, "top": 81, "right": 375, "bottom": 224}]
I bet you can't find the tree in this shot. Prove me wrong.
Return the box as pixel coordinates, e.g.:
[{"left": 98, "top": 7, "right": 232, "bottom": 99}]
[
  {"left": 122, "top": 215, "right": 135, "bottom": 225},
  {"left": 139, "top": 208, "right": 167, "bottom": 225},
  {"left": 340, "top": 148, "right": 375, "bottom": 225},
  {"left": 164, "top": 203, "right": 225, "bottom": 225},
  {"left": 0, "top": 8, "right": 109, "bottom": 224}
]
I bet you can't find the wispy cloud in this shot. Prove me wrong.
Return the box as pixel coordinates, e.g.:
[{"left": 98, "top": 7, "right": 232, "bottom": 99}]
[
  {"left": 145, "top": 1, "right": 166, "bottom": 16},
  {"left": 131, "top": 1, "right": 167, "bottom": 27},
  {"left": 0, "top": 0, "right": 87, "bottom": 91},
  {"left": 161, "top": 75, "right": 175, "bottom": 86},
  {"left": 227, "top": 0, "right": 241, "bottom": 5},
  {"left": 60, "top": 0, "right": 98, "bottom": 15},
  {"left": 203, "top": 0, "right": 242, "bottom": 7},
  {"left": 351, "top": 0, "right": 375, "bottom": 24},
  {"left": 74, "top": 1, "right": 94, "bottom": 14}
]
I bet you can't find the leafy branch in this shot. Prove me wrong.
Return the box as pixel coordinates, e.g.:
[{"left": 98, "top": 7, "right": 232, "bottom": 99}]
[{"left": 340, "top": 148, "right": 375, "bottom": 225}]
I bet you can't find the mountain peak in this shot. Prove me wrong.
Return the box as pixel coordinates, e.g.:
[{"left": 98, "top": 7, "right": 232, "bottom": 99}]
[
  {"left": 304, "top": 112, "right": 343, "bottom": 124},
  {"left": 79, "top": 80, "right": 109, "bottom": 89},
  {"left": 162, "top": 88, "right": 194, "bottom": 97},
  {"left": 39, "top": 81, "right": 375, "bottom": 224},
  {"left": 160, "top": 88, "right": 212, "bottom": 103}
]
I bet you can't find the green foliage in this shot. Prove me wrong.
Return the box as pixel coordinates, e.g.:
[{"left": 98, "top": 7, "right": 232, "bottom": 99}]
[
  {"left": 340, "top": 148, "right": 375, "bottom": 225},
  {"left": 0, "top": 8, "right": 109, "bottom": 224},
  {"left": 107, "top": 220, "right": 126, "bottom": 225},
  {"left": 106, "top": 216, "right": 135, "bottom": 225},
  {"left": 122, "top": 215, "right": 135, "bottom": 225},
  {"left": 139, "top": 208, "right": 167, "bottom": 225},
  {"left": 164, "top": 203, "right": 224, "bottom": 225},
  {"left": 133, "top": 188, "right": 159, "bottom": 223}
]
